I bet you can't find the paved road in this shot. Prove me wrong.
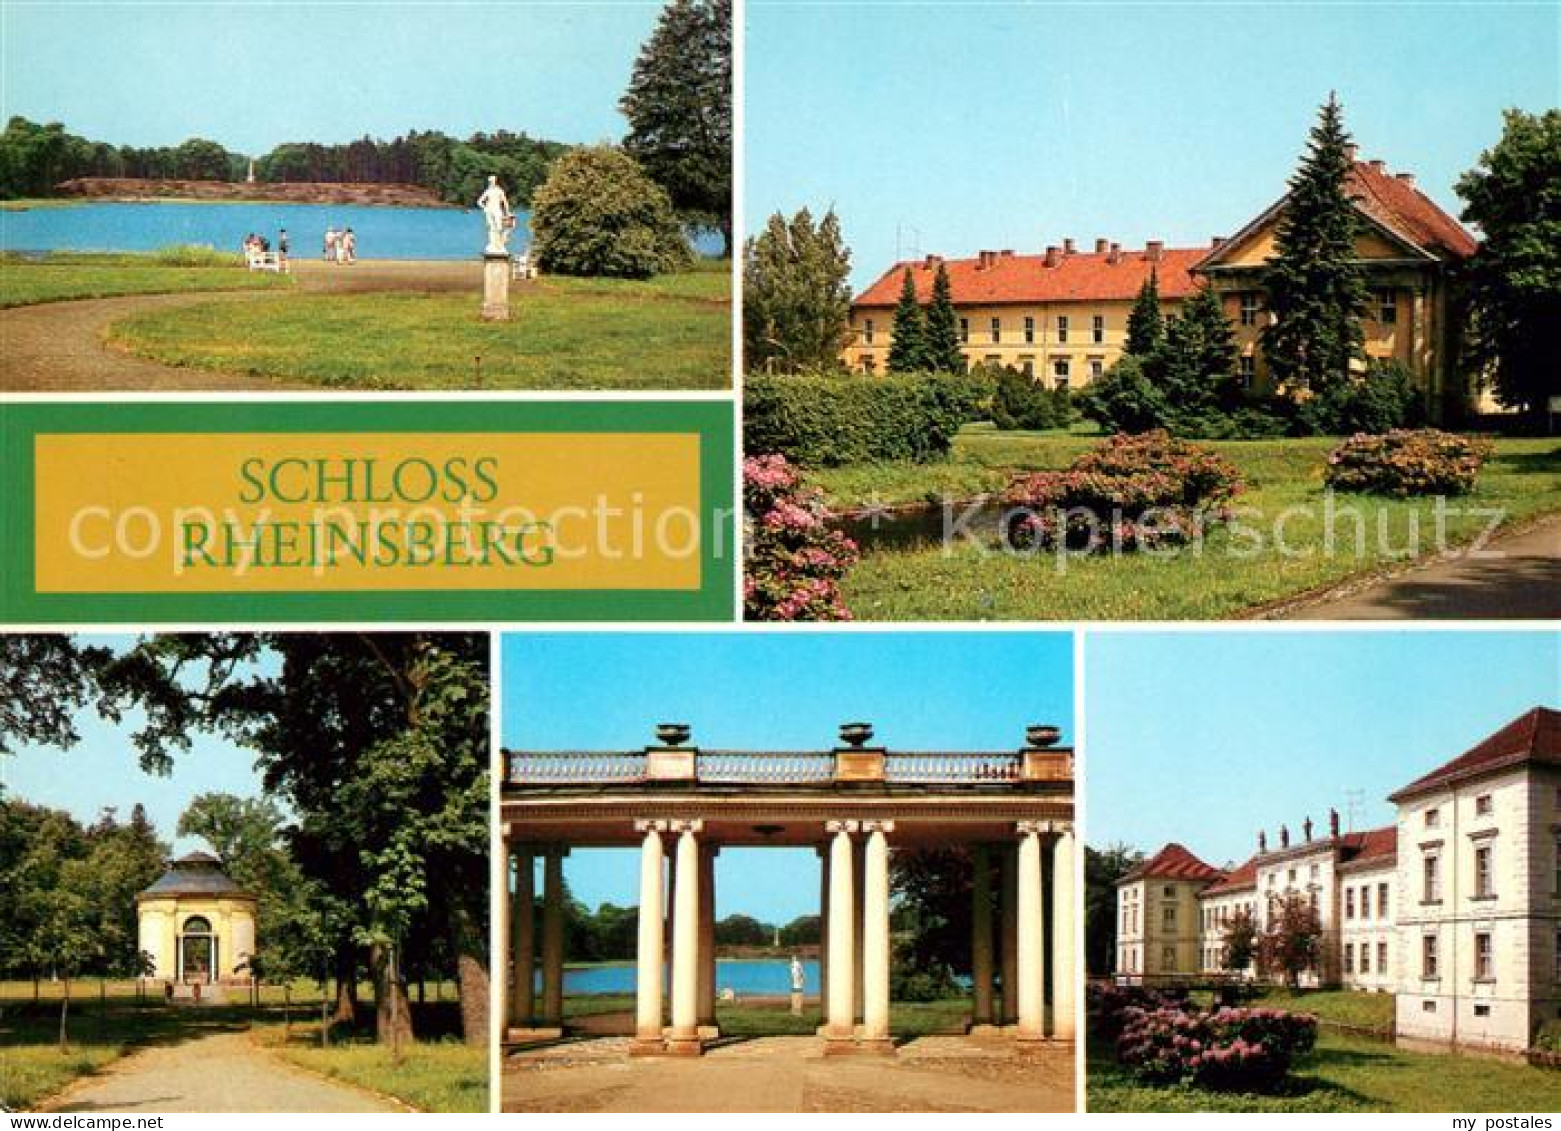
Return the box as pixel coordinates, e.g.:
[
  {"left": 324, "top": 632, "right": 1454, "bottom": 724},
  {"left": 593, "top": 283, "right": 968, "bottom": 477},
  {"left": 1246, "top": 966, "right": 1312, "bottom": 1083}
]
[
  {"left": 39, "top": 1030, "right": 403, "bottom": 1113},
  {"left": 504, "top": 1035, "right": 1075, "bottom": 1113},
  {"left": 1282, "top": 515, "right": 1561, "bottom": 620},
  {"left": 0, "top": 259, "right": 487, "bottom": 392}
]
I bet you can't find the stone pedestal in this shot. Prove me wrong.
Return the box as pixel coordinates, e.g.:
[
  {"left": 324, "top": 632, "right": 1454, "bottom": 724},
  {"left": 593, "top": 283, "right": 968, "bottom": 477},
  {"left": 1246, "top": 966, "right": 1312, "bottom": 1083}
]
[{"left": 482, "top": 253, "right": 511, "bottom": 321}]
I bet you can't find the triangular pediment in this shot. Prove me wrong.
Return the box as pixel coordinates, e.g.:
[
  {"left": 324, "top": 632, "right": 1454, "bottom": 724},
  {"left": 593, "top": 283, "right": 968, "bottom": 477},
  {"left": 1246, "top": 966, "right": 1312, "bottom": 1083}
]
[{"left": 1197, "top": 193, "right": 1438, "bottom": 274}]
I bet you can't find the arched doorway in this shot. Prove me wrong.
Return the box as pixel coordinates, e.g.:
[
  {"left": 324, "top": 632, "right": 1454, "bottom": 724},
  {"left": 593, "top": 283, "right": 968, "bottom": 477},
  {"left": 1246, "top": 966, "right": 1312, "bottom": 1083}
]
[{"left": 178, "top": 915, "right": 218, "bottom": 984}]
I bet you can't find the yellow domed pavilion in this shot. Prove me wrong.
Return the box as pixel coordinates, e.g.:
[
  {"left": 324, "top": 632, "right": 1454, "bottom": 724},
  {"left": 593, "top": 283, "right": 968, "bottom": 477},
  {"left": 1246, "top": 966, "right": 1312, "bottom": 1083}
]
[{"left": 136, "top": 851, "right": 257, "bottom": 1000}]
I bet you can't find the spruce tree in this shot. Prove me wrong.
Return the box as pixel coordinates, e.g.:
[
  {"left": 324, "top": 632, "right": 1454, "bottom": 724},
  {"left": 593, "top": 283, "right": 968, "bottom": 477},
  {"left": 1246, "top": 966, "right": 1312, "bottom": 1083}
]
[
  {"left": 1124, "top": 269, "right": 1165, "bottom": 357},
  {"left": 886, "top": 268, "right": 927, "bottom": 372},
  {"left": 1161, "top": 283, "right": 1240, "bottom": 414},
  {"left": 922, "top": 262, "right": 966, "bottom": 373},
  {"left": 1261, "top": 93, "right": 1369, "bottom": 394}
]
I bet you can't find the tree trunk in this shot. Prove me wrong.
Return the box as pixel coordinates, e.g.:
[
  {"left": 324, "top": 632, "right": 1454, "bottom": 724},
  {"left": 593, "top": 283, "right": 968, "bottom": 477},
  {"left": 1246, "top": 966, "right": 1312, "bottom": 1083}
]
[
  {"left": 370, "top": 943, "right": 415, "bottom": 1049},
  {"left": 450, "top": 904, "right": 490, "bottom": 1048},
  {"left": 331, "top": 947, "right": 358, "bottom": 1027},
  {"left": 720, "top": 220, "right": 733, "bottom": 260},
  {"left": 58, "top": 977, "right": 70, "bottom": 1052}
]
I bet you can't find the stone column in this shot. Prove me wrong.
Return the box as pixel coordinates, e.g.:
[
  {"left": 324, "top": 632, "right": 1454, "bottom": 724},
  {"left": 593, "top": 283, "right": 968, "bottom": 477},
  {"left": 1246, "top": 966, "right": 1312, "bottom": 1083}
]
[
  {"left": 511, "top": 847, "right": 535, "bottom": 1028},
  {"left": 633, "top": 822, "right": 666, "bottom": 1049},
  {"left": 1051, "top": 826, "right": 1077, "bottom": 1040},
  {"left": 971, "top": 845, "right": 996, "bottom": 1031},
  {"left": 1015, "top": 823, "right": 1046, "bottom": 1042},
  {"left": 853, "top": 836, "right": 867, "bottom": 1024},
  {"left": 497, "top": 844, "right": 511, "bottom": 1034},
  {"left": 698, "top": 844, "right": 718, "bottom": 1034},
  {"left": 539, "top": 846, "right": 567, "bottom": 1027},
  {"left": 824, "top": 820, "right": 857, "bottom": 1047},
  {"left": 667, "top": 820, "right": 703, "bottom": 1054},
  {"left": 861, "top": 821, "right": 895, "bottom": 1052},
  {"left": 1000, "top": 845, "right": 1019, "bottom": 1025},
  {"left": 818, "top": 846, "right": 830, "bottom": 1011}
]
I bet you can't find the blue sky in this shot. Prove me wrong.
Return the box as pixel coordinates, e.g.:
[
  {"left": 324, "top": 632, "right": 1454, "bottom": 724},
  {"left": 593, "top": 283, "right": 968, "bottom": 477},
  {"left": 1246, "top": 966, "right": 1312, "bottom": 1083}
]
[
  {"left": 746, "top": 1, "right": 1559, "bottom": 287},
  {"left": 1085, "top": 630, "right": 1560, "bottom": 870},
  {"left": 503, "top": 630, "right": 1075, "bottom": 920},
  {"left": 1, "top": 2, "right": 662, "bottom": 153},
  {"left": 2, "top": 636, "right": 276, "bottom": 854}
]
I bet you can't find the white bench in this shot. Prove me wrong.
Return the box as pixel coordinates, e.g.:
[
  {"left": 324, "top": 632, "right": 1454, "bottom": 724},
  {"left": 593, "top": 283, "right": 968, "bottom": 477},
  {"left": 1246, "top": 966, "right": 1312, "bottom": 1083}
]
[
  {"left": 511, "top": 252, "right": 538, "bottom": 280},
  {"left": 245, "top": 249, "right": 287, "bottom": 274}
]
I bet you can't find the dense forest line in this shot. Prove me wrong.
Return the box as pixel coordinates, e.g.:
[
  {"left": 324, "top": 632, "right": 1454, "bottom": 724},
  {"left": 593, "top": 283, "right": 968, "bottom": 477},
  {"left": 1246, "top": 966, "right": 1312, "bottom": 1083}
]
[{"left": 0, "top": 116, "right": 567, "bottom": 207}]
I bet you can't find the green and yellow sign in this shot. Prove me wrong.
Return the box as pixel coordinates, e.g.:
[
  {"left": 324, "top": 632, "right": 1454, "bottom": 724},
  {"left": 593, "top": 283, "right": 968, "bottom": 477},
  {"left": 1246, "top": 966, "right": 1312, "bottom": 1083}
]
[{"left": 1, "top": 401, "right": 734, "bottom": 622}]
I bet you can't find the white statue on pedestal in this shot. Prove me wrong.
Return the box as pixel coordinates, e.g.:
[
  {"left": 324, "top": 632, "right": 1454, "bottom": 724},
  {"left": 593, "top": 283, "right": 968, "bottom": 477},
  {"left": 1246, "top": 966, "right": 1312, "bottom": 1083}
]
[{"left": 477, "top": 175, "right": 512, "bottom": 256}]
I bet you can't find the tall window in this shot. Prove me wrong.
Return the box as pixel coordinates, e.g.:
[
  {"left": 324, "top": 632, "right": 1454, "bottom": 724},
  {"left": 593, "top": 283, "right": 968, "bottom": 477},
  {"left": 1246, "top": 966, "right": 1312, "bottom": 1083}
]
[
  {"left": 1162, "top": 946, "right": 1176, "bottom": 970},
  {"left": 1057, "top": 315, "right": 1069, "bottom": 344},
  {"left": 863, "top": 319, "right": 874, "bottom": 345},
  {"left": 1359, "top": 944, "right": 1369, "bottom": 973},
  {"left": 1377, "top": 288, "right": 1398, "bottom": 324},
  {"left": 1423, "top": 852, "right": 1441, "bottom": 902},
  {"left": 1239, "top": 355, "right": 1256, "bottom": 387},
  {"left": 1344, "top": 943, "right": 1354, "bottom": 973},
  {"left": 1054, "top": 358, "right": 1071, "bottom": 388},
  {"left": 1345, "top": 888, "right": 1355, "bottom": 919},
  {"left": 1425, "top": 807, "right": 1441, "bottom": 829},
  {"left": 1163, "top": 905, "right": 1176, "bottom": 930},
  {"left": 1422, "top": 934, "right": 1439, "bottom": 979},
  {"left": 1092, "top": 314, "right": 1105, "bottom": 344},
  {"left": 1475, "top": 932, "right": 1493, "bottom": 980},
  {"left": 959, "top": 317, "right": 969, "bottom": 344},
  {"left": 1024, "top": 316, "right": 1035, "bottom": 344},
  {"left": 1475, "top": 844, "right": 1495, "bottom": 898},
  {"left": 1239, "top": 292, "right": 1259, "bottom": 326},
  {"left": 860, "top": 355, "right": 876, "bottom": 374},
  {"left": 1090, "top": 358, "right": 1104, "bottom": 380},
  {"left": 1378, "top": 882, "right": 1390, "bottom": 918},
  {"left": 1378, "top": 940, "right": 1387, "bottom": 974},
  {"left": 990, "top": 317, "right": 1001, "bottom": 344},
  {"left": 1020, "top": 358, "right": 1035, "bottom": 377},
  {"left": 1360, "top": 887, "right": 1370, "bottom": 921}
]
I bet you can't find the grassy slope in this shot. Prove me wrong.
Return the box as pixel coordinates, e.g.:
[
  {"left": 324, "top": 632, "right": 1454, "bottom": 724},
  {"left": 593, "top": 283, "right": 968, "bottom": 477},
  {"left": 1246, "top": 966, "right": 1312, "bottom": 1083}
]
[
  {"left": 1, "top": 254, "right": 291, "bottom": 307},
  {"left": 106, "top": 268, "right": 732, "bottom": 390},
  {"left": 812, "top": 428, "right": 1561, "bottom": 620}
]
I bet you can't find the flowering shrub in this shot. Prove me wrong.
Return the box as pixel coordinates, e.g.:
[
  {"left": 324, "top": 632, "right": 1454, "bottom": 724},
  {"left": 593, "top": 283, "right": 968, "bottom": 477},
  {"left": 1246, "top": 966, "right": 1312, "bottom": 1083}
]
[
  {"left": 1087, "top": 982, "right": 1187, "bottom": 1042},
  {"left": 1324, "top": 429, "right": 1493, "bottom": 497},
  {"left": 1116, "top": 1005, "right": 1318, "bottom": 1092},
  {"left": 743, "top": 454, "right": 859, "bottom": 621},
  {"left": 1002, "top": 431, "right": 1244, "bottom": 552}
]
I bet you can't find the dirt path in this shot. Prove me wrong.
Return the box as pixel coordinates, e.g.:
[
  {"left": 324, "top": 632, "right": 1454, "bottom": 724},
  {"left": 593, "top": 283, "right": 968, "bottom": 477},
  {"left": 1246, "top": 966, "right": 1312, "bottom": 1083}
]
[
  {"left": 0, "top": 259, "right": 489, "bottom": 392},
  {"left": 504, "top": 1035, "right": 1075, "bottom": 1113},
  {"left": 1276, "top": 514, "right": 1561, "bottom": 620},
  {"left": 38, "top": 1030, "right": 403, "bottom": 1113}
]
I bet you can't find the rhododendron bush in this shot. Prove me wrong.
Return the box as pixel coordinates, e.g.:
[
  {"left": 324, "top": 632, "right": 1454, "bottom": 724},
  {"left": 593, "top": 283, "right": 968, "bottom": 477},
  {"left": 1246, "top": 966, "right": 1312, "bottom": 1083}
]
[
  {"left": 744, "top": 454, "right": 858, "bottom": 621},
  {"left": 1002, "top": 430, "right": 1244, "bottom": 552},
  {"left": 1324, "top": 429, "right": 1493, "bottom": 497},
  {"left": 1116, "top": 1004, "right": 1318, "bottom": 1092}
]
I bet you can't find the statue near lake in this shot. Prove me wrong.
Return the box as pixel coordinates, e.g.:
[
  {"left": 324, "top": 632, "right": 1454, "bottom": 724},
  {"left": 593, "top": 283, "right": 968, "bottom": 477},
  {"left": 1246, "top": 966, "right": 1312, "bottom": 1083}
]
[{"left": 477, "top": 175, "right": 513, "bottom": 256}]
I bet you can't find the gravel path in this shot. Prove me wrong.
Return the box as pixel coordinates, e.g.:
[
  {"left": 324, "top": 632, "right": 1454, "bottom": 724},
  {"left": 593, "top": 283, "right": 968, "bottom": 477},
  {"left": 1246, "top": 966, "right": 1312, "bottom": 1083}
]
[{"left": 38, "top": 1030, "right": 404, "bottom": 1113}]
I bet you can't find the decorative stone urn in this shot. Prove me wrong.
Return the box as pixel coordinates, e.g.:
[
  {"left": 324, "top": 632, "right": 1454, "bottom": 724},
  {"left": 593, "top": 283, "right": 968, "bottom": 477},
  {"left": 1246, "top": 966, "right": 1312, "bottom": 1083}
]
[{"left": 1026, "top": 724, "right": 1062, "bottom": 748}]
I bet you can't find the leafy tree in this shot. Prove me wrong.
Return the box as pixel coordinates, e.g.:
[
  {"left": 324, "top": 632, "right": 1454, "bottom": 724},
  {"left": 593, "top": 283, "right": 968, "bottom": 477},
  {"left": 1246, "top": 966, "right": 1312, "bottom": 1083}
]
[
  {"left": 886, "top": 269, "right": 928, "bottom": 373},
  {"left": 1085, "top": 843, "right": 1143, "bottom": 976},
  {"left": 1078, "top": 355, "right": 1174, "bottom": 434},
  {"left": 777, "top": 913, "right": 821, "bottom": 947},
  {"left": 742, "top": 207, "right": 853, "bottom": 372},
  {"left": 1220, "top": 908, "right": 1259, "bottom": 974},
  {"left": 0, "top": 635, "right": 112, "bottom": 758},
  {"left": 1456, "top": 108, "right": 1561, "bottom": 426},
  {"left": 1261, "top": 94, "right": 1369, "bottom": 394},
  {"left": 990, "top": 366, "right": 1076, "bottom": 431},
  {"left": 1257, "top": 894, "right": 1323, "bottom": 989},
  {"left": 713, "top": 913, "right": 772, "bottom": 947},
  {"left": 620, "top": 0, "right": 732, "bottom": 255},
  {"left": 890, "top": 847, "right": 971, "bottom": 983},
  {"left": 921, "top": 262, "right": 966, "bottom": 373},
  {"left": 531, "top": 145, "right": 693, "bottom": 279},
  {"left": 1124, "top": 270, "right": 1166, "bottom": 357}
]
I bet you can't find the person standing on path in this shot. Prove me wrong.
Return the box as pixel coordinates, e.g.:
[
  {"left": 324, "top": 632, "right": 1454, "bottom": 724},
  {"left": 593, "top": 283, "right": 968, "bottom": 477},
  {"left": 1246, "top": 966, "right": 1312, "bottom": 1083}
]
[
  {"left": 277, "top": 228, "right": 289, "bottom": 266},
  {"left": 324, "top": 227, "right": 338, "bottom": 263}
]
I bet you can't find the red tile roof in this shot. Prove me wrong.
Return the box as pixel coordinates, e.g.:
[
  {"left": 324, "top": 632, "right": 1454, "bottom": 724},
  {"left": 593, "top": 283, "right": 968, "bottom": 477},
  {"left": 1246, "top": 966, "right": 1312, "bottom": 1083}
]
[
  {"left": 1336, "top": 825, "right": 1398, "bottom": 871},
  {"left": 852, "top": 245, "right": 1210, "bottom": 310},
  {"left": 1120, "top": 842, "right": 1226, "bottom": 885},
  {"left": 1202, "top": 855, "right": 1259, "bottom": 895},
  {"left": 1389, "top": 707, "right": 1561, "bottom": 802},
  {"left": 1346, "top": 160, "right": 1477, "bottom": 260}
]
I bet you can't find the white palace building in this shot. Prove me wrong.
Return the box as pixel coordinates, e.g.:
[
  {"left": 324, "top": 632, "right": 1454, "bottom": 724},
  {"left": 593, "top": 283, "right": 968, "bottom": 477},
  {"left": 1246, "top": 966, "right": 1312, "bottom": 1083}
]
[{"left": 1115, "top": 706, "right": 1561, "bottom": 1054}]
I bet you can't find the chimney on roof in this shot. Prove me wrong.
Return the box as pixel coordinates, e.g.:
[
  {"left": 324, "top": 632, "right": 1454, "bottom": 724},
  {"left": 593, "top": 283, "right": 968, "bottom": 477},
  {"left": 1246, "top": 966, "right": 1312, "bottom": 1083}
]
[
  {"left": 1280, "top": 824, "right": 1290, "bottom": 849},
  {"left": 1044, "top": 245, "right": 1061, "bottom": 268},
  {"left": 1108, "top": 242, "right": 1122, "bottom": 265},
  {"left": 1394, "top": 171, "right": 1416, "bottom": 187},
  {"left": 1345, "top": 142, "right": 1359, "bottom": 160},
  {"left": 978, "top": 250, "right": 996, "bottom": 269},
  {"left": 1303, "top": 816, "right": 1314, "bottom": 842},
  {"left": 1063, "top": 237, "right": 1076, "bottom": 255},
  {"left": 1368, "top": 159, "right": 1386, "bottom": 173},
  {"left": 1211, "top": 236, "right": 1226, "bottom": 249},
  {"left": 924, "top": 254, "right": 942, "bottom": 270},
  {"left": 1000, "top": 248, "right": 1013, "bottom": 258},
  {"left": 1329, "top": 808, "right": 1340, "bottom": 838},
  {"left": 1146, "top": 240, "right": 1164, "bottom": 263},
  {"left": 1258, "top": 830, "right": 1268, "bottom": 853},
  {"left": 1094, "top": 237, "right": 1109, "bottom": 254}
]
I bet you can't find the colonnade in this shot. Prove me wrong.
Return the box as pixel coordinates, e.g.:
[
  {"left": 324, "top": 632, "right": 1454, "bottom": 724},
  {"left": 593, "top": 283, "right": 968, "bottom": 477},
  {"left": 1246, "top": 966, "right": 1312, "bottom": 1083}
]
[{"left": 499, "top": 819, "right": 1076, "bottom": 1054}]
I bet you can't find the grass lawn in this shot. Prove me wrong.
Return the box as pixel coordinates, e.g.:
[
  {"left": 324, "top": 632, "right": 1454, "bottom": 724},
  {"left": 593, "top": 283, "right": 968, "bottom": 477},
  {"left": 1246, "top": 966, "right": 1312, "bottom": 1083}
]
[
  {"left": 0, "top": 251, "right": 292, "bottom": 307},
  {"left": 1088, "top": 1030, "right": 1561, "bottom": 1112},
  {"left": 1241, "top": 988, "right": 1395, "bottom": 1031},
  {"left": 263, "top": 1027, "right": 487, "bottom": 1113},
  {"left": 558, "top": 993, "right": 971, "bottom": 1038},
  {"left": 105, "top": 267, "right": 732, "bottom": 390},
  {"left": 812, "top": 426, "right": 1561, "bottom": 620}
]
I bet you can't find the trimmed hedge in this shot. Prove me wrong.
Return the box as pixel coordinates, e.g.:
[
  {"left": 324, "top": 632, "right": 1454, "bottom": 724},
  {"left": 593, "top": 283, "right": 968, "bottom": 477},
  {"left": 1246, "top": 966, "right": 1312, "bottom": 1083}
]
[
  {"left": 1324, "top": 428, "right": 1494, "bottom": 496},
  {"left": 744, "top": 371, "right": 988, "bottom": 467}
]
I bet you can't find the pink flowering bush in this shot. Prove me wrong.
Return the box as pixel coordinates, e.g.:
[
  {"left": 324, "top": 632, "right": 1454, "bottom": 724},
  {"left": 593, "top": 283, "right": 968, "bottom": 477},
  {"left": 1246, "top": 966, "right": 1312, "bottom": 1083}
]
[
  {"left": 1325, "top": 429, "right": 1493, "bottom": 497},
  {"left": 1002, "top": 431, "right": 1244, "bottom": 552},
  {"left": 1116, "top": 1004, "right": 1317, "bottom": 1092},
  {"left": 744, "top": 454, "right": 859, "bottom": 621}
]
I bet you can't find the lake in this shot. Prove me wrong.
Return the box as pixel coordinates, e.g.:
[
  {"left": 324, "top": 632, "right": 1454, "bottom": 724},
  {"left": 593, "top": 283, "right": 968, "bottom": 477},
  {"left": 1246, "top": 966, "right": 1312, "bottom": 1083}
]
[
  {"left": 0, "top": 201, "right": 723, "bottom": 260},
  {"left": 558, "top": 957, "right": 820, "bottom": 997}
]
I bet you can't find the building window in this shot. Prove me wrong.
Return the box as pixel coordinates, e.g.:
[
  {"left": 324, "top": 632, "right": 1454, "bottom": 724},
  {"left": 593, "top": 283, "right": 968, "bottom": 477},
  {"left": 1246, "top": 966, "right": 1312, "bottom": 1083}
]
[
  {"left": 1239, "top": 355, "right": 1256, "bottom": 387},
  {"left": 1090, "top": 358, "right": 1104, "bottom": 380},
  {"left": 1054, "top": 358, "right": 1071, "bottom": 388},
  {"left": 1378, "top": 288, "right": 1397, "bottom": 324},
  {"left": 1287, "top": 868, "right": 1296, "bottom": 885},
  {"left": 1310, "top": 864, "right": 1320, "bottom": 880},
  {"left": 1474, "top": 1004, "right": 1491, "bottom": 1018},
  {"left": 863, "top": 319, "right": 875, "bottom": 345},
  {"left": 1344, "top": 943, "right": 1354, "bottom": 973},
  {"left": 984, "top": 355, "right": 1001, "bottom": 368},
  {"left": 1423, "top": 934, "right": 1439, "bottom": 979},
  {"left": 1426, "top": 808, "right": 1440, "bottom": 829},
  {"left": 1475, "top": 793, "right": 1493, "bottom": 816},
  {"left": 1378, "top": 882, "right": 1390, "bottom": 918},
  {"left": 1360, "top": 944, "right": 1370, "bottom": 974},
  {"left": 1163, "top": 905, "right": 1176, "bottom": 930},
  {"left": 1422, "top": 1000, "right": 1436, "bottom": 1013},
  {"left": 1423, "top": 853, "right": 1441, "bottom": 902},
  {"left": 860, "top": 354, "right": 876, "bottom": 374},
  {"left": 1360, "top": 887, "right": 1370, "bottom": 921},
  {"left": 1020, "top": 357, "right": 1034, "bottom": 377},
  {"left": 959, "top": 317, "right": 969, "bottom": 344},
  {"left": 1239, "top": 292, "right": 1259, "bottom": 326},
  {"left": 1056, "top": 315, "right": 1069, "bottom": 344},
  {"left": 1378, "top": 940, "right": 1388, "bottom": 973},
  {"left": 1092, "top": 314, "right": 1105, "bottom": 344},
  {"left": 990, "top": 317, "right": 1001, "bottom": 344},
  {"left": 1162, "top": 946, "right": 1176, "bottom": 970},
  {"left": 1475, "top": 844, "right": 1494, "bottom": 898},
  {"left": 1345, "top": 888, "right": 1355, "bottom": 919},
  {"left": 1023, "top": 316, "right": 1035, "bottom": 344},
  {"left": 1475, "top": 932, "right": 1493, "bottom": 981}
]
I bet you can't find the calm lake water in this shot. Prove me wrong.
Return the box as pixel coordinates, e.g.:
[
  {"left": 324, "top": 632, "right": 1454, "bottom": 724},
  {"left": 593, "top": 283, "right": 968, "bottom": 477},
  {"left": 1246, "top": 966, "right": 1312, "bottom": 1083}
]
[
  {"left": 0, "top": 201, "right": 721, "bottom": 260},
  {"left": 558, "top": 958, "right": 820, "bottom": 996}
]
